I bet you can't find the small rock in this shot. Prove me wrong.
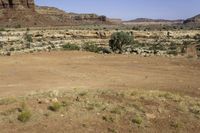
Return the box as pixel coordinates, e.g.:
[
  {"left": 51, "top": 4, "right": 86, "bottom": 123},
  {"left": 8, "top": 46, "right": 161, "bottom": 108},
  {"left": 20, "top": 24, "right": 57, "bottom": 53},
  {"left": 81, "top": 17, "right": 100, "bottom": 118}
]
[
  {"left": 158, "top": 108, "right": 162, "bottom": 113},
  {"left": 51, "top": 98, "right": 58, "bottom": 103},
  {"left": 49, "top": 90, "right": 59, "bottom": 97},
  {"left": 37, "top": 98, "right": 50, "bottom": 104},
  {"left": 146, "top": 113, "right": 156, "bottom": 119},
  {"left": 76, "top": 96, "right": 80, "bottom": 102},
  {"left": 37, "top": 99, "right": 42, "bottom": 104},
  {"left": 44, "top": 99, "right": 50, "bottom": 104}
]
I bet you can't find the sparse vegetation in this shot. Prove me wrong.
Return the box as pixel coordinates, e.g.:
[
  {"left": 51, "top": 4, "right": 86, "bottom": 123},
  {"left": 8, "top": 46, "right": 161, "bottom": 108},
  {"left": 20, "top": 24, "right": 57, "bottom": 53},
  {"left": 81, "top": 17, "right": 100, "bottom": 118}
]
[
  {"left": 0, "top": 88, "right": 199, "bottom": 132},
  {"left": 131, "top": 115, "right": 143, "bottom": 125},
  {"left": 0, "top": 28, "right": 5, "bottom": 31},
  {"left": 15, "top": 24, "right": 21, "bottom": 28},
  {"left": 48, "top": 102, "right": 62, "bottom": 112},
  {"left": 110, "top": 106, "right": 125, "bottom": 114},
  {"left": 79, "top": 92, "right": 87, "bottom": 97},
  {"left": 102, "top": 115, "right": 114, "bottom": 123},
  {"left": 17, "top": 103, "right": 32, "bottom": 123},
  {"left": 0, "top": 1, "right": 200, "bottom": 132},
  {"left": 24, "top": 34, "right": 33, "bottom": 43},
  {"left": 62, "top": 43, "right": 80, "bottom": 51},
  {"left": 25, "top": 42, "right": 31, "bottom": 49},
  {"left": 107, "top": 127, "right": 117, "bottom": 133},
  {"left": 170, "top": 121, "right": 180, "bottom": 128},
  {"left": 82, "top": 42, "right": 101, "bottom": 53},
  {"left": 18, "top": 110, "right": 32, "bottom": 122},
  {"left": 0, "top": 98, "right": 17, "bottom": 105},
  {"left": 9, "top": 47, "right": 15, "bottom": 51}
]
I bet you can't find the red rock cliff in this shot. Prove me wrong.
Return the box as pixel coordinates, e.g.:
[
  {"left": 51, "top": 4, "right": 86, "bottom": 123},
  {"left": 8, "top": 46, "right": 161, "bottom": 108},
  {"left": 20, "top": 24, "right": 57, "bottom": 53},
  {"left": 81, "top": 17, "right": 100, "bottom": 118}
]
[{"left": 0, "top": 0, "right": 35, "bottom": 10}]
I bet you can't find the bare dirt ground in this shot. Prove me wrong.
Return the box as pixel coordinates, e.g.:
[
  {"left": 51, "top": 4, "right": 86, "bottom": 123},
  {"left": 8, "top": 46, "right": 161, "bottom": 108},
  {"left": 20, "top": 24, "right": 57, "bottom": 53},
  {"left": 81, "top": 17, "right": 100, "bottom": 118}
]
[
  {"left": 0, "top": 51, "right": 200, "bottom": 133},
  {"left": 0, "top": 51, "right": 200, "bottom": 97}
]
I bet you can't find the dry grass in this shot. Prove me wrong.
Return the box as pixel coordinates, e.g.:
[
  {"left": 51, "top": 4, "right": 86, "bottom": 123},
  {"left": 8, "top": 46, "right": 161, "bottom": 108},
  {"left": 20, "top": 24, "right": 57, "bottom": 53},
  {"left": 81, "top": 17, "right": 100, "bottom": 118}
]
[{"left": 0, "top": 88, "right": 200, "bottom": 132}]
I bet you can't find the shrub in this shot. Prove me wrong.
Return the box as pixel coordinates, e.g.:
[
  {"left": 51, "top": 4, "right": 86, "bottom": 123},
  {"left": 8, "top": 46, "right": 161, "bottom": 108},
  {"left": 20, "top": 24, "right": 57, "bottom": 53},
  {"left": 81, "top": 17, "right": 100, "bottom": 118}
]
[
  {"left": 24, "top": 34, "right": 33, "bottom": 42},
  {"left": 0, "top": 98, "right": 16, "bottom": 105},
  {"left": 48, "top": 102, "right": 62, "bottom": 112},
  {"left": 15, "top": 24, "right": 21, "bottom": 28},
  {"left": 9, "top": 47, "right": 15, "bottom": 51},
  {"left": 18, "top": 110, "right": 32, "bottom": 122},
  {"left": 62, "top": 43, "right": 80, "bottom": 51},
  {"left": 109, "top": 31, "right": 134, "bottom": 53},
  {"left": 79, "top": 92, "right": 87, "bottom": 97},
  {"left": 100, "top": 47, "right": 112, "bottom": 54},
  {"left": 26, "top": 28, "right": 30, "bottom": 31},
  {"left": 149, "top": 43, "right": 166, "bottom": 54},
  {"left": 167, "top": 43, "right": 178, "bottom": 55},
  {"left": 131, "top": 115, "right": 143, "bottom": 125},
  {"left": 25, "top": 43, "right": 31, "bottom": 49},
  {"left": 194, "top": 34, "right": 200, "bottom": 40},
  {"left": 196, "top": 45, "right": 200, "bottom": 52},
  {"left": 0, "top": 28, "right": 5, "bottom": 31},
  {"left": 102, "top": 116, "right": 114, "bottom": 123},
  {"left": 167, "top": 50, "right": 178, "bottom": 56},
  {"left": 82, "top": 42, "right": 101, "bottom": 53},
  {"left": 17, "top": 103, "right": 31, "bottom": 123}
]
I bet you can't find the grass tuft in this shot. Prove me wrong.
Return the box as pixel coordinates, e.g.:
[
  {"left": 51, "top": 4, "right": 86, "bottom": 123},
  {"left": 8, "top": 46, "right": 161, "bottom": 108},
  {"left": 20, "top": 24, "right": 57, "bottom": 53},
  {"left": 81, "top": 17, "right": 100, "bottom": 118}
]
[
  {"left": 48, "top": 102, "right": 62, "bottom": 112},
  {"left": 17, "top": 102, "right": 32, "bottom": 123},
  {"left": 132, "top": 115, "right": 143, "bottom": 125},
  {"left": 18, "top": 110, "right": 32, "bottom": 123}
]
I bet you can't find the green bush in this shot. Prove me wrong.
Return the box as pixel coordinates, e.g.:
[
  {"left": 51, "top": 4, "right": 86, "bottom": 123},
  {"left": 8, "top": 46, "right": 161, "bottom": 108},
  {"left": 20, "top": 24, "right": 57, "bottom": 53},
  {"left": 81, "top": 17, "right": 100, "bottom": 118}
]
[
  {"left": 25, "top": 43, "right": 31, "bottom": 49},
  {"left": 17, "top": 103, "right": 31, "bottom": 123},
  {"left": 82, "top": 42, "right": 101, "bottom": 53},
  {"left": 15, "top": 24, "right": 21, "bottom": 28},
  {"left": 167, "top": 43, "right": 178, "bottom": 55},
  {"left": 48, "top": 102, "right": 62, "bottom": 112},
  {"left": 9, "top": 47, "right": 15, "bottom": 51},
  {"left": 194, "top": 34, "right": 200, "bottom": 40},
  {"left": 18, "top": 110, "right": 32, "bottom": 122},
  {"left": 25, "top": 34, "right": 33, "bottom": 42},
  {"left": 0, "top": 28, "right": 5, "bottom": 31},
  {"left": 132, "top": 115, "right": 143, "bottom": 125},
  {"left": 196, "top": 45, "right": 200, "bottom": 52},
  {"left": 149, "top": 43, "right": 166, "bottom": 54},
  {"left": 167, "top": 50, "right": 178, "bottom": 56},
  {"left": 109, "top": 31, "right": 134, "bottom": 53},
  {"left": 62, "top": 43, "right": 80, "bottom": 51}
]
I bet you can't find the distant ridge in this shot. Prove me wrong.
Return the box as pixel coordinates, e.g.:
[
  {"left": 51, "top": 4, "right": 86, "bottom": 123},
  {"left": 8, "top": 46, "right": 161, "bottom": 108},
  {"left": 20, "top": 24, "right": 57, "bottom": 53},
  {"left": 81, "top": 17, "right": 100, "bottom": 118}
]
[
  {"left": 127, "top": 18, "right": 183, "bottom": 23},
  {"left": 184, "top": 14, "right": 200, "bottom": 25},
  {"left": 123, "top": 18, "right": 183, "bottom": 25}
]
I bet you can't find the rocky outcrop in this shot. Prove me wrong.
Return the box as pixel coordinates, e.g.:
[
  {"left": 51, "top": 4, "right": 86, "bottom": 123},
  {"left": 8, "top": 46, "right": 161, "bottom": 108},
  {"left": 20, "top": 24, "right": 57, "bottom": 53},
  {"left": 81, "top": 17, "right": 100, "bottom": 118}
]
[
  {"left": 35, "top": 6, "right": 111, "bottom": 26},
  {"left": 184, "top": 14, "right": 200, "bottom": 25},
  {"left": 0, "top": 0, "right": 112, "bottom": 27},
  {"left": 0, "top": 0, "right": 35, "bottom": 10}
]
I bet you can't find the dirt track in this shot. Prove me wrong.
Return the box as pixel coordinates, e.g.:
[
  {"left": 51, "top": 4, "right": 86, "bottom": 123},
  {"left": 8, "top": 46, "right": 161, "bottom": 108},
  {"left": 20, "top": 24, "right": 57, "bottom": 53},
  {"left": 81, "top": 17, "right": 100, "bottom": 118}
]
[{"left": 0, "top": 51, "right": 200, "bottom": 97}]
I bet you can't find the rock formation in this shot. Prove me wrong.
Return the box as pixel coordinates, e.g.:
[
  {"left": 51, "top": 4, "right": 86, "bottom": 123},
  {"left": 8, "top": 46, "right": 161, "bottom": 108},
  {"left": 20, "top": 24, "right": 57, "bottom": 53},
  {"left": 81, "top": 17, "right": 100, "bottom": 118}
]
[
  {"left": 36, "top": 6, "right": 109, "bottom": 25},
  {"left": 0, "top": 0, "right": 35, "bottom": 10},
  {"left": 184, "top": 14, "right": 200, "bottom": 25},
  {"left": 0, "top": 0, "right": 113, "bottom": 27}
]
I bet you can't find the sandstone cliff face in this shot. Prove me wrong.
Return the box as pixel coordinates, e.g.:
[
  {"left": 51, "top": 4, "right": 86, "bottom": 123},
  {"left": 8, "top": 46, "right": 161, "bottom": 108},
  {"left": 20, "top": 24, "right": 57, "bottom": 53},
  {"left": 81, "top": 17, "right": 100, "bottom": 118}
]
[
  {"left": 0, "top": 0, "right": 111, "bottom": 27},
  {"left": 0, "top": 0, "right": 35, "bottom": 10}
]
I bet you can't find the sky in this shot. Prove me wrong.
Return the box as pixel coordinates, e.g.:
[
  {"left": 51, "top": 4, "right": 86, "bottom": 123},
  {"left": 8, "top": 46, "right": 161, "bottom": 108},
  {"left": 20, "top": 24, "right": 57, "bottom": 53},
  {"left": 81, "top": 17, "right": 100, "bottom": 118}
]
[{"left": 35, "top": 0, "right": 200, "bottom": 20}]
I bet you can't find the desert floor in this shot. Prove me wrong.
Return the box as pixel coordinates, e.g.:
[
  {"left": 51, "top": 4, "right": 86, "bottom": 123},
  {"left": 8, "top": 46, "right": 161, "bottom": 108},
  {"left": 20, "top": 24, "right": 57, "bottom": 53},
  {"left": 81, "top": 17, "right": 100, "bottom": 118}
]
[
  {"left": 0, "top": 51, "right": 200, "bottom": 133},
  {"left": 0, "top": 51, "right": 199, "bottom": 97}
]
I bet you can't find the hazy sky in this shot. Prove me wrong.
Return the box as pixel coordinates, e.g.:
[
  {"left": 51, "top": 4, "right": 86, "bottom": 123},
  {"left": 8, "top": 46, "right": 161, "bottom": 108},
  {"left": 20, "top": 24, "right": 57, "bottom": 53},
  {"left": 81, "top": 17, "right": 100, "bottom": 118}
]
[{"left": 35, "top": 0, "right": 200, "bottom": 20}]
